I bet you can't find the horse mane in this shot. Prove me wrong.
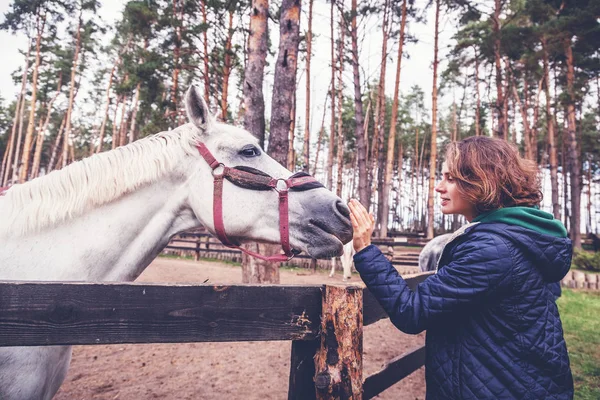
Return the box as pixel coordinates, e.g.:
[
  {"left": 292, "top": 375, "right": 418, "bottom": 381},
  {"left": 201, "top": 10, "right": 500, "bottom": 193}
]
[{"left": 0, "top": 124, "right": 202, "bottom": 237}]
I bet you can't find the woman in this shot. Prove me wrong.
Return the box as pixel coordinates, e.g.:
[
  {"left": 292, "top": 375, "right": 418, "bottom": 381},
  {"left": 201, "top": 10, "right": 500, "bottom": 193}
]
[{"left": 349, "top": 136, "right": 573, "bottom": 399}]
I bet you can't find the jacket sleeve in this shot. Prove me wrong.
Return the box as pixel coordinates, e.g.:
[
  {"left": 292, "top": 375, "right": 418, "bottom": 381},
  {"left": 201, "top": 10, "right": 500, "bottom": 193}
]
[{"left": 354, "top": 233, "right": 513, "bottom": 334}]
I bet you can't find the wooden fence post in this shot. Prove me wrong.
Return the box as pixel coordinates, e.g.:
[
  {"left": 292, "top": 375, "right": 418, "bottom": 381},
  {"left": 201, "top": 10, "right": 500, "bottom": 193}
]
[{"left": 314, "top": 285, "right": 363, "bottom": 399}]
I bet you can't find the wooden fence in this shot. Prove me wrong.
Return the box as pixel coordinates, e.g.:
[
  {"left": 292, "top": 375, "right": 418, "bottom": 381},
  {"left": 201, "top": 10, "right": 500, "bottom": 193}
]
[
  {"left": 164, "top": 231, "right": 426, "bottom": 271},
  {"left": 0, "top": 272, "right": 432, "bottom": 399}
]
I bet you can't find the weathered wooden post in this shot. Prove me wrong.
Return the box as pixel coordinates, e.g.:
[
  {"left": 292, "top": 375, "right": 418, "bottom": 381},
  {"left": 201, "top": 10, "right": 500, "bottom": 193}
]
[{"left": 314, "top": 285, "right": 363, "bottom": 399}]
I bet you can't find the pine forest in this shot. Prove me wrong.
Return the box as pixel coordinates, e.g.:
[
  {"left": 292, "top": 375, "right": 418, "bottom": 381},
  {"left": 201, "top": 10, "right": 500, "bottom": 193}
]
[{"left": 1, "top": 0, "right": 599, "bottom": 253}]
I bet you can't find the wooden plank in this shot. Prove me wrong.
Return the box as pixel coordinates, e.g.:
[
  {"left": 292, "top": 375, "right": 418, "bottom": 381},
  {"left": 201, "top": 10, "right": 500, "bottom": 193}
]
[
  {"left": 0, "top": 282, "right": 322, "bottom": 346},
  {"left": 363, "top": 345, "right": 426, "bottom": 399},
  {"left": 363, "top": 272, "right": 433, "bottom": 326},
  {"left": 288, "top": 339, "right": 319, "bottom": 400}
]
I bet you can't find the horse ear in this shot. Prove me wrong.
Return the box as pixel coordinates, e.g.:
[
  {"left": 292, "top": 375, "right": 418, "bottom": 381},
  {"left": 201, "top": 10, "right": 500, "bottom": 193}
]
[{"left": 185, "top": 85, "right": 213, "bottom": 131}]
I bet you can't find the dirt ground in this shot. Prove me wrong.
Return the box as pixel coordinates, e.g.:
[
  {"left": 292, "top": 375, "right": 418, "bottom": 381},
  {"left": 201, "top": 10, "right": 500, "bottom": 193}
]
[{"left": 54, "top": 258, "right": 426, "bottom": 400}]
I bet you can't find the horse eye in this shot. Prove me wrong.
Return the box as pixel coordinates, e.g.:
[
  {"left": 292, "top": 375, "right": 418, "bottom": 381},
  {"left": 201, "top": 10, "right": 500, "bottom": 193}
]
[{"left": 240, "top": 146, "right": 261, "bottom": 157}]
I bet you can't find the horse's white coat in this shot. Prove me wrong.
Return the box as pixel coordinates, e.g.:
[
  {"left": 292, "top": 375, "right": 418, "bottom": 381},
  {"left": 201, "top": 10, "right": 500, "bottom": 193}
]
[{"left": 0, "top": 86, "right": 352, "bottom": 400}]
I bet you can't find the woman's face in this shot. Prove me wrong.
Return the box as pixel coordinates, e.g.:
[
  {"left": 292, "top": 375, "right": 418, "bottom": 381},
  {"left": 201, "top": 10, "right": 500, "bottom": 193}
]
[{"left": 435, "top": 162, "right": 477, "bottom": 222}]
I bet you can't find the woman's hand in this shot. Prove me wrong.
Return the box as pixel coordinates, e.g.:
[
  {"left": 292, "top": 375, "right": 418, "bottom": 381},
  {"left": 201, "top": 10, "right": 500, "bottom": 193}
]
[{"left": 348, "top": 199, "right": 375, "bottom": 253}]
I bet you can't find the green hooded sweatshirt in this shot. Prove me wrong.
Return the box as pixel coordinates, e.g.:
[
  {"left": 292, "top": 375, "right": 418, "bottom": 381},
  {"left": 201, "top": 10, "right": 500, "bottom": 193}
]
[{"left": 473, "top": 207, "right": 567, "bottom": 238}]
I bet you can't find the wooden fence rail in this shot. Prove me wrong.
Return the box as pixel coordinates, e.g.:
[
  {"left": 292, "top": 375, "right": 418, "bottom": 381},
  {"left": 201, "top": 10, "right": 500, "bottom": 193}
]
[
  {"left": 0, "top": 271, "right": 433, "bottom": 398},
  {"left": 165, "top": 232, "right": 426, "bottom": 269}
]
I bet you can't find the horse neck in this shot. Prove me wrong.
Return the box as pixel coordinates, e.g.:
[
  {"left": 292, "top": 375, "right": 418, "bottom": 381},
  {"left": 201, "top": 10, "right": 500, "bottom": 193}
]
[
  {"left": 88, "top": 176, "right": 201, "bottom": 281},
  {"left": 0, "top": 167, "right": 202, "bottom": 283}
]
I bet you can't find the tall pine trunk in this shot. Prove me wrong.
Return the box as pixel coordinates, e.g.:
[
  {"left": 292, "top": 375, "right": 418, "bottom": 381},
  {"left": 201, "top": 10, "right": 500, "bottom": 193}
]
[
  {"left": 31, "top": 73, "right": 62, "bottom": 178},
  {"left": 474, "top": 49, "right": 481, "bottom": 137},
  {"left": 542, "top": 36, "right": 560, "bottom": 220},
  {"left": 335, "top": 5, "right": 345, "bottom": 197},
  {"left": 19, "top": 12, "right": 46, "bottom": 182},
  {"left": 61, "top": 11, "right": 83, "bottom": 169},
  {"left": 326, "top": 0, "right": 336, "bottom": 191},
  {"left": 241, "top": 0, "right": 269, "bottom": 284},
  {"left": 302, "top": 0, "right": 313, "bottom": 173},
  {"left": 492, "top": 0, "right": 505, "bottom": 139},
  {"left": 97, "top": 38, "right": 130, "bottom": 153},
  {"left": 243, "top": 0, "right": 269, "bottom": 147},
  {"left": 201, "top": 0, "right": 210, "bottom": 104},
  {"left": 564, "top": 38, "right": 581, "bottom": 249},
  {"left": 220, "top": 10, "right": 234, "bottom": 121},
  {"left": 351, "top": 0, "right": 368, "bottom": 207},
  {"left": 168, "top": 0, "right": 183, "bottom": 125},
  {"left": 374, "top": 0, "right": 391, "bottom": 232},
  {"left": 426, "top": 0, "right": 440, "bottom": 239},
  {"left": 1, "top": 41, "right": 31, "bottom": 186},
  {"left": 380, "top": 0, "right": 407, "bottom": 238}
]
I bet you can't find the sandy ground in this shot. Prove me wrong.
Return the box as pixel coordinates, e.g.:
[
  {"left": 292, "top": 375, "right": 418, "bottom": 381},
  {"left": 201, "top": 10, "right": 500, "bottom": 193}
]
[{"left": 54, "top": 258, "right": 426, "bottom": 399}]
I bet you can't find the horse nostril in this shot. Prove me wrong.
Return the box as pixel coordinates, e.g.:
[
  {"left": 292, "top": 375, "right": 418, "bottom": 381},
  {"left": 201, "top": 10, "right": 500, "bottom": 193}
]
[{"left": 336, "top": 200, "right": 351, "bottom": 220}]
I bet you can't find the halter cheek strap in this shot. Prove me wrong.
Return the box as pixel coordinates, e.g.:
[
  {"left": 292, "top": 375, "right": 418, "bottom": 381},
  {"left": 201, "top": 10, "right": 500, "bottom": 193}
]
[{"left": 196, "top": 143, "right": 322, "bottom": 262}]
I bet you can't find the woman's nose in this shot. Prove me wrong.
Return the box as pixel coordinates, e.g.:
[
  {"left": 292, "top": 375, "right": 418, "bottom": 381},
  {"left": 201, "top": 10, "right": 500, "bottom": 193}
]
[{"left": 435, "top": 182, "right": 444, "bottom": 193}]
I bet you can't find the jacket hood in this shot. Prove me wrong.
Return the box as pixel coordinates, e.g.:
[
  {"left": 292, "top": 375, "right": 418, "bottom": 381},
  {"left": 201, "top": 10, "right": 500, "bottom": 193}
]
[{"left": 472, "top": 208, "right": 572, "bottom": 283}]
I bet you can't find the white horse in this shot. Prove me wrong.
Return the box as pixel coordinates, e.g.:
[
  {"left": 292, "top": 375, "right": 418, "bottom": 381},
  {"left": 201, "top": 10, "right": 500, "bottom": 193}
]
[
  {"left": 329, "top": 241, "right": 355, "bottom": 281},
  {"left": 0, "top": 85, "right": 353, "bottom": 400}
]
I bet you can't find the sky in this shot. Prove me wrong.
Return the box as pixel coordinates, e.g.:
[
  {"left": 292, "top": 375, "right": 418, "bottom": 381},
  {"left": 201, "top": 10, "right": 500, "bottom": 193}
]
[{"left": 0, "top": 0, "right": 460, "bottom": 128}]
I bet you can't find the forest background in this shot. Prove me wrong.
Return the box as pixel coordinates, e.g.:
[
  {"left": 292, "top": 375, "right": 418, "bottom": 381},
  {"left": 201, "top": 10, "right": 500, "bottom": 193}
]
[{"left": 0, "top": 0, "right": 599, "bottom": 282}]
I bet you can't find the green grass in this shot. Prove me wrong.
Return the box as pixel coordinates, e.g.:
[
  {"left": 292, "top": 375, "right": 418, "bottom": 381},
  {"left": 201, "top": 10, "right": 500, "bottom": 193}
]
[{"left": 557, "top": 289, "right": 600, "bottom": 400}]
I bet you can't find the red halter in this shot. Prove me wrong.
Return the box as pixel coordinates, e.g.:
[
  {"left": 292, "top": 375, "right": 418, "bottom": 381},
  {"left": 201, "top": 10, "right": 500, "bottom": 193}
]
[{"left": 196, "top": 143, "right": 324, "bottom": 262}]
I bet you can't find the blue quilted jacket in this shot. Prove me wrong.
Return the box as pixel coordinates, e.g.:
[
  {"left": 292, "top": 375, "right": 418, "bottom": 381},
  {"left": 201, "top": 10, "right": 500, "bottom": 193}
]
[{"left": 355, "top": 222, "right": 573, "bottom": 399}]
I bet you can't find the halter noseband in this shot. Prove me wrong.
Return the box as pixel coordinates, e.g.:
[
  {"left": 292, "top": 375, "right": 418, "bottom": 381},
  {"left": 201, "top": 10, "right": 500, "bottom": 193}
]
[{"left": 197, "top": 143, "right": 324, "bottom": 262}]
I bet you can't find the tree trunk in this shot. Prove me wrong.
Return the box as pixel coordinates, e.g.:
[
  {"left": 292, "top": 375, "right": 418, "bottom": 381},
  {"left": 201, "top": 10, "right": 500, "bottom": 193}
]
[
  {"left": 351, "top": 0, "right": 368, "bottom": 208},
  {"left": 288, "top": 88, "right": 297, "bottom": 170},
  {"left": 2, "top": 41, "right": 31, "bottom": 186},
  {"left": 97, "top": 38, "right": 130, "bottom": 153},
  {"left": 326, "top": 0, "right": 336, "bottom": 191},
  {"left": 19, "top": 12, "right": 46, "bottom": 182},
  {"left": 312, "top": 83, "right": 330, "bottom": 176},
  {"left": 31, "top": 73, "right": 62, "bottom": 178},
  {"left": 61, "top": 10, "right": 83, "bottom": 169},
  {"left": 503, "top": 59, "right": 510, "bottom": 140},
  {"left": 564, "top": 38, "right": 581, "bottom": 249},
  {"left": 542, "top": 36, "right": 560, "bottom": 220},
  {"left": 380, "top": 0, "right": 407, "bottom": 238},
  {"left": 427, "top": 0, "right": 440, "bottom": 239},
  {"left": 118, "top": 97, "right": 130, "bottom": 148},
  {"left": 587, "top": 161, "right": 592, "bottom": 233},
  {"left": 492, "top": 0, "right": 505, "bottom": 139},
  {"left": 168, "top": 0, "right": 183, "bottom": 125},
  {"left": 201, "top": 0, "right": 210, "bottom": 105},
  {"left": 243, "top": 0, "right": 269, "bottom": 147},
  {"left": 111, "top": 94, "right": 123, "bottom": 150},
  {"left": 128, "top": 40, "right": 148, "bottom": 144},
  {"left": 302, "top": 0, "right": 314, "bottom": 173},
  {"left": 374, "top": 0, "right": 392, "bottom": 232},
  {"left": 47, "top": 115, "right": 66, "bottom": 172},
  {"left": 335, "top": 4, "right": 345, "bottom": 197},
  {"left": 267, "top": 0, "right": 301, "bottom": 166},
  {"left": 220, "top": 10, "right": 234, "bottom": 121},
  {"left": 474, "top": 48, "right": 481, "bottom": 137},
  {"left": 511, "top": 76, "right": 532, "bottom": 159}
]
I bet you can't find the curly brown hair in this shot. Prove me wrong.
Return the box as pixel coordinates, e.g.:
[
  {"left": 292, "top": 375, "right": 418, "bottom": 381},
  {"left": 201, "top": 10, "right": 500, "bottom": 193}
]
[{"left": 444, "top": 136, "right": 542, "bottom": 214}]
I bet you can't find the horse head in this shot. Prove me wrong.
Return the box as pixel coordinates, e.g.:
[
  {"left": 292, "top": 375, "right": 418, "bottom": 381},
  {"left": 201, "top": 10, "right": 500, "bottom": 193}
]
[{"left": 183, "top": 85, "right": 353, "bottom": 259}]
